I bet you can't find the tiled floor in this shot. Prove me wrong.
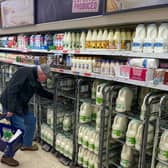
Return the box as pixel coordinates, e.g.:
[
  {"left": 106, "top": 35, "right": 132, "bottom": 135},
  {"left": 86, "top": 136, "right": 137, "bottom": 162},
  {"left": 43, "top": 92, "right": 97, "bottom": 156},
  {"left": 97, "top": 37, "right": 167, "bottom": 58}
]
[{"left": 0, "top": 144, "right": 68, "bottom": 168}]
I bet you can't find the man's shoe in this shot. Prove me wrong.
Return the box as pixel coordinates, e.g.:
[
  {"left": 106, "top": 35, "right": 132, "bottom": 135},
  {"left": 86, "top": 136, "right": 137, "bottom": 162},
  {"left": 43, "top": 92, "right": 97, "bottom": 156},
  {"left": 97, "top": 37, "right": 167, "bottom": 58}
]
[
  {"left": 20, "top": 144, "right": 39, "bottom": 151},
  {"left": 1, "top": 156, "right": 19, "bottom": 167}
]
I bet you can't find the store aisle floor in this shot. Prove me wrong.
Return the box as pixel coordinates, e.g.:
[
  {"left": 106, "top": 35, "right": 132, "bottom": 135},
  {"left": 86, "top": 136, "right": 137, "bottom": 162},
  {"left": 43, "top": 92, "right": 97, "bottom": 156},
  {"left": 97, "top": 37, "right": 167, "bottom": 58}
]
[{"left": 0, "top": 145, "right": 68, "bottom": 168}]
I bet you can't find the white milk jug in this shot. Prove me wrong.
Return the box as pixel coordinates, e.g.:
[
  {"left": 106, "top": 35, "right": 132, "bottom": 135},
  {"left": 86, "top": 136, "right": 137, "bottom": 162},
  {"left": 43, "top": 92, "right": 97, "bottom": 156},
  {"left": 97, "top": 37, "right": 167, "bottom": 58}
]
[
  {"left": 47, "top": 105, "right": 53, "bottom": 127},
  {"left": 83, "top": 150, "right": 90, "bottom": 168},
  {"left": 78, "top": 147, "right": 84, "bottom": 165},
  {"left": 154, "top": 23, "right": 168, "bottom": 53},
  {"left": 80, "top": 32, "right": 86, "bottom": 50},
  {"left": 126, "top": 120, "right": 141, "bottom": 147},
  {"left": 88, "top": 153, "right": 95, "bottom": 168},
  {"left": 120, "top": 144, "right": 133, "bottom": 168},
  {"left": 156, "top": 162, "right": 168, "bottom": 168},
  {"left": 88, "top": 130, "right": 96, "bottom": 152},
  {"left": 158, "top": 130, "right": 168, "bottom": 161},
  {"left": 63, "top": 114, "right": 72, "bottom": 131},
  {"left": 80, "top": 103, "right": 93, "bottom": 123},
  {"left": 96, "top": 83, "right": 109, "bottom": 105},
  {"left": 92, "top": 80, "right": 101, "bottom": 99},
  {"left": 115, "top": 87, "right": 133, "bottom": 112},
  {"left": 83, "top": 127, "right": 90, "bottom": 148},
  {"left": 112, "top": 115, "right": 128, "bottom": 139},
  {"left": 64, "top": 138, "right": 69, "bottom": 157},
  {"left": 94, "top": 133, "right": 99, "bottom": 154},
  {"left": 92, "top": 105, "right": 101, "bottom": 121},
  {"left": 143, "top": 24, "right": 158, "bottom": 53},
  {"left": 135, "top": 124, "right": 154, "bottom": 151},
  {"left": 78, "top": 126, "right": 84, "bottom": 145},
  {"left": 132, "top": 24, "right": 146, "bottom": 52},
  {"left": 94, "top": 155, "right": 99, "bottom": 168}
]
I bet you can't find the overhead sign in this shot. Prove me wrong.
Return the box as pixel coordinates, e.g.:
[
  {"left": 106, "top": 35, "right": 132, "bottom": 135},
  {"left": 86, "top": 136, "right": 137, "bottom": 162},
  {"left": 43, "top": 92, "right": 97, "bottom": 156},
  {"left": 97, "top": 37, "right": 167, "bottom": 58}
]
[{"left": 72, "top": 0, "right": 100, "bottom": 13}]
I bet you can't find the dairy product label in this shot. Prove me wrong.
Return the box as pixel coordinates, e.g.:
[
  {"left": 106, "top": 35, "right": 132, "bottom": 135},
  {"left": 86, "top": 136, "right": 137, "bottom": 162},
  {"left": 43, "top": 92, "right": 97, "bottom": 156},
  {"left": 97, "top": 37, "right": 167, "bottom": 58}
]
[
  {"left": 127, "top": 137, "right": 136, "bottom": 144},
  {"left": 120, "top": 159, "right": 130, "bottom": 167},
  {"left": 133, "top": 42, "right": 141, "bottom": 47},
  {"left": 96, "top": 97, "right": 103, "bottom": 104},
  {"left": 154, "top": 42, "right": 163, "bottom": 47},
  {"left": 84, "top": 160, "right": 89, "bottom": 167},
  {"left": 92, "top": 113, "right": 97, "bottom": 120},
  {"left": 115, "top": 103, "right": 125, "bottom": 111},
  {"left": 112, "top": 129, "right": 121, "bottom": 137},
  {"left": 89, "top": 143, "right": 95, "bottom": 150},
  {"left": 143, "top": 42, "right": 153, "bottom": 47},
  {"left": 160, "top": 150, "right": 168, "bottom": 159},
  {"left": 80, "top": 115, "right": 91, "bottom": 122}
]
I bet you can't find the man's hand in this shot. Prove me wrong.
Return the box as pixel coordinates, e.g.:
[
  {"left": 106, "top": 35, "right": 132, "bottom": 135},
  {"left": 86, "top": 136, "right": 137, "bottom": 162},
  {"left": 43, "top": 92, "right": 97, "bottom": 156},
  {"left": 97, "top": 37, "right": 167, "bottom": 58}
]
[{"left": 7, "top": 112, "right": 13, "bottom": 117}]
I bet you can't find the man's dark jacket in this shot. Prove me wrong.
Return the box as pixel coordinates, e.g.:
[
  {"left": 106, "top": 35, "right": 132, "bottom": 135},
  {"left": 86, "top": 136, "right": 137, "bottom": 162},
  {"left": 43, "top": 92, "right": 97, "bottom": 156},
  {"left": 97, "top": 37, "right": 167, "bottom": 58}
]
[{"left": 0, "top": 66, "right": 53, "bottom": 115}]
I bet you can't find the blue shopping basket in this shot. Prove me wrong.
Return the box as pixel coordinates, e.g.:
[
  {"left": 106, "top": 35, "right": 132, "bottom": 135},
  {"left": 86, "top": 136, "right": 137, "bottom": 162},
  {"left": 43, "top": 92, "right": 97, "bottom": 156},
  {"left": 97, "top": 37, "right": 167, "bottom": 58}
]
[{"left": 0, "top": 114, "right": 23, "bottom": 155}]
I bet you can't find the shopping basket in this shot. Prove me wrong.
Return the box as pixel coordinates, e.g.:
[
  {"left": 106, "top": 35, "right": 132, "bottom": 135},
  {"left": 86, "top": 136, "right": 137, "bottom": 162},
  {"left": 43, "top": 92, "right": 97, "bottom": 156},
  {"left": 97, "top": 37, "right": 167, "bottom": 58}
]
[{"left": 0, "top": 114, "right": 23, "bottom": 155}]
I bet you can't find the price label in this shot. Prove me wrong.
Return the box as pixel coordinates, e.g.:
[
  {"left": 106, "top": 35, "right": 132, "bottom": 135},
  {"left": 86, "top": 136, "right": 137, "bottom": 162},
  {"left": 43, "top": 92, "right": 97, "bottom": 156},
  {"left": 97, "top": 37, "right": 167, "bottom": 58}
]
[
  {"left": 63, "top": 50, "right": 68, "bottom": 54},
  {"left": 74, "top": 50, "right": 80, "bottom": 54},
  {"left": 84, "top": 73, "right": 91, "bottom": 77},
  {"left": 58, "top": 69, "right": 64, "bottom": 73}
]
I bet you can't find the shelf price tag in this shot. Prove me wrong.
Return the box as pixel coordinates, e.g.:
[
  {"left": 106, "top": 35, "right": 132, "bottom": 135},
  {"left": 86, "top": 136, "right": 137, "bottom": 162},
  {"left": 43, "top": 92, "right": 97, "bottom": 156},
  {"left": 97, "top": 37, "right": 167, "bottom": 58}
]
[
  {"left": 63, "top": 50, "right": 68, "bottom": 54},
  {"left": 74, "top": 50, "right": 80, "bottom": 54},
  {"left": 58, "top": 69, "right": 64, "bottom": 73},
  {"left": 72, "top": 71, "right": 79, "bottom": 75},
  {"left": 84, "top": 73, "right": 91, "bottom": 77}
]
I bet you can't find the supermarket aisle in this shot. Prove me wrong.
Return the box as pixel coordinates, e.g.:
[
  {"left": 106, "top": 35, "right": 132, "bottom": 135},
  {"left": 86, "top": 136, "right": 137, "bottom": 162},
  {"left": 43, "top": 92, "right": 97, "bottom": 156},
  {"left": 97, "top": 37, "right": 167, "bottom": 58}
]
[{"left": 0, "top": 145, "right": 68, "bottom": 168}]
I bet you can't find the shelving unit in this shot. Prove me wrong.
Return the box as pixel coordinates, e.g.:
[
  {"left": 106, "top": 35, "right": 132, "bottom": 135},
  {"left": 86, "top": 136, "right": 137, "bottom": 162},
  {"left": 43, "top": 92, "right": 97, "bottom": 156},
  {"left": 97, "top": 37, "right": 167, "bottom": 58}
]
[{"left": 0, "top": 6, "right": 168, "bottom": 168}]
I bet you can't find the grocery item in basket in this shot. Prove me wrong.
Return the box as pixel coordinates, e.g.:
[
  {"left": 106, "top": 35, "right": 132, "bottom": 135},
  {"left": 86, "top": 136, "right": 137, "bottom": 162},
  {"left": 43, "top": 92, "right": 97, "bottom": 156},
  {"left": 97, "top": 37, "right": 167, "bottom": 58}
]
[
  {"left": 112, "top": 114, "right": 128, "bottom": 139},
  {"left": 115, "top": 87, "right": 133, "bottom": 112},
  {"left": 158, "top": 130, "right": 168, "bottom": 161}
]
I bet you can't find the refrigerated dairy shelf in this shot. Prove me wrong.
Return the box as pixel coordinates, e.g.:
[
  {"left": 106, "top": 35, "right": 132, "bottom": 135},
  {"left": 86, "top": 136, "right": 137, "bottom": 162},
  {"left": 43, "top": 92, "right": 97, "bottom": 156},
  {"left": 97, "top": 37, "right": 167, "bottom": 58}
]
[
  {"left": 1, "top": 47, "right": 168, "bottom": 59},
  {"left": 1, "top": 58, "right": 168, "bottom": 92}
]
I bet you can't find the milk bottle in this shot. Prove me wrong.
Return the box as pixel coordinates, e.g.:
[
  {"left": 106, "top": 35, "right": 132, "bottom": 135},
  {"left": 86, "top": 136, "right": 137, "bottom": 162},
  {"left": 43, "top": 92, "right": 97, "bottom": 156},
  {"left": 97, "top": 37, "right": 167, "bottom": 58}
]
[
  {"left": 115, "top": 87, "right": 133, "bottom": 112},
  {"left": 63, "top": 114, "right": 72, "bottom": 131},
  {"left": 113, "top": 29, "right": 121, "bottom": 50},
  {"left": 101, "top": 60, "right": 106, "bottom": 75},
  {"left": 93, "top": 155, "right": 98, "bottom": 168},
  {"left": 126, "top": 31, "right": 132, "bottom": 51},
  {"left": 67, "top": 32, "right": 72, "bottom": 50},
  {"left": 104, "top": 60, "right": 110, "bottom": 75},
  {"left": 91, "top": 80, "right": 101, "bottom": 99},
  {"left": 156, "top": 162, "right": 168, "bottom": 168},
  {"left": 78, "top": 147, "right": 84, "bottom": 165},
  {"left": 83, "top": 150, "right": 90, "bottom": 168},
  {"left": 92, "top": 105, "right": 100, "bottom": 121},
  {"left": 91, "top": 29, "right": 98, "bottom": 48},
  {"left": 80, "top": 103, "right": 93, "bottom": 123},
  {"left": 120, "top": 144, "right": 133, "bottom": 168},
  {"left": 94, "top": 133, "right": 99, "bottom": 154},
  {"left": 121, "top": 29, "right": 127, "bottom": 50},
  {"left": 112, "top": 114, "right": 128, "bottom": 139},
  {"left": 86, "top": 30, "right": 92, "bottom": 48},
  {"left": 96, "top": 83, "right": 107, "bottom": 105},
  {"left": 88, "top": 153, "right": 95, "bottom": 168},
  {"left": 80, "top": 32, "right": 86, "bottom": 50},
  {"left": 78, "top": 126, "right": 84, "bottom": 144},
  {"left": 154, "top": 23, "right": 168, "bottom": 53},
  {"left": 97, "top": 29, "right": 103, "bottom": 48},
  {"left": 132, "top": 24, "right": 146, "bottom": 52},
  {"left": 143, "top": 24, "right": 158, "bottom": 53},
  {"left": 108, "top": 30, "right": 114, "bottom": 49},
  {"left": 71, "top": 32, "right": 76, "bottom": 50},
  {"left": 158, "top": 130, "right": 168, "bottom": 161},
  {"left": 126, "top": 120, "right": 141, "bottom": 147},
  {"left": 88, "top": 130, "right": 96, "bottom": 151},
  {"left": 135, "top": 124, "right": 154, "bottom": 151},
  {"left": 47, "top": 106, "right": 53, "bottom": 127},
  {"left": 102, "top": 29, "right": 109, "bottom": 49},
  {"left": 67, "top": 140, "right": 73, "bottom": 159},
  {"left": 109, "top": 61, "right": 115, "bottom": 76},
  {"left": 75, "top": 32, "right": 80, "bottom": 50},
  {"left": 83, "top": 127, "right": 91, "bottom": 148}
]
